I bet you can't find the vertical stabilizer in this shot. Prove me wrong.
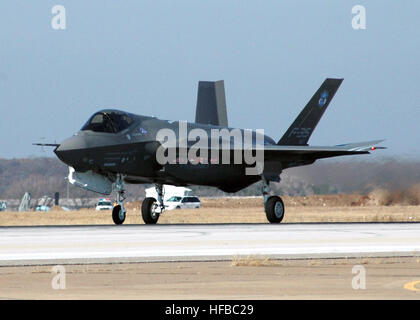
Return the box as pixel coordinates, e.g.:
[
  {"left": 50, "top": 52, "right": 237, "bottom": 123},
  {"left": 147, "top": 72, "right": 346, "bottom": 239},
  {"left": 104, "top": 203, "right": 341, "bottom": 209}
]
[
  {"left": 278, "top": 78, "right": 343, "bottom": 145},
  {"left": 195, "top": 80, "right": 228, "bottom": 127}
]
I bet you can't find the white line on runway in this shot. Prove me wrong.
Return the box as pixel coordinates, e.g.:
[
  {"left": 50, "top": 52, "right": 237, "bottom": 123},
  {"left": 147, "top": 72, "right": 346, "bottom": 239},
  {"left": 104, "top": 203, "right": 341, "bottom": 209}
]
[{"left": 1, "top": 223, "right": 420, "bottom": 265}]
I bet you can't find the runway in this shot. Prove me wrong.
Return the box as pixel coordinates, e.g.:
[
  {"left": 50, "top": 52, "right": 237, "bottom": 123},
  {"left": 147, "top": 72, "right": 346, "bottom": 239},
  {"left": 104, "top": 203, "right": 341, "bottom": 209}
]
[{"left": 1, "top": 223, "right": 420, "bottom": 266}]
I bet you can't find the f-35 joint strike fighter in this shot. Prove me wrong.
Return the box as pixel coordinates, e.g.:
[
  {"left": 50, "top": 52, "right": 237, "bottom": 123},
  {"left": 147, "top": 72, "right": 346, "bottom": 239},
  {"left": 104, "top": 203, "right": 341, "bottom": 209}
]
[{"left": 35, "top": 78, "right": 385, "bottom": 225}]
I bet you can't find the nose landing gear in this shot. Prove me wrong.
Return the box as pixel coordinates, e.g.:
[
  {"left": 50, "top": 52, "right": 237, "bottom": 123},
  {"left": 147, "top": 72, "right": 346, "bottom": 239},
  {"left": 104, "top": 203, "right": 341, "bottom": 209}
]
[{"left": 112, "top": 174, "right": 127, "bottom": 225}]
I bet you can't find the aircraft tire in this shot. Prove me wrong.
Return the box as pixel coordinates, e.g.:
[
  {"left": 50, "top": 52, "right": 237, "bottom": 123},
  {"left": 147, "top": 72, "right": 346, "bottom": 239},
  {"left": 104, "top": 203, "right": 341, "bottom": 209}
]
[
  {"left": 265, "top": 196, "right": 285, "bottom": 223},
  {"left": 142, "top": 197, "right": 159, "bottom": 224},
  {"left": 112, "top": 205, "right": 126, "bottom": 225}
]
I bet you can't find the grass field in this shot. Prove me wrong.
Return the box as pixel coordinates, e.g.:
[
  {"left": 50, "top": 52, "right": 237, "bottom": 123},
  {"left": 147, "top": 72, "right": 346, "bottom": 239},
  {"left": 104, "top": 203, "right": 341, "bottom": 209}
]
[{"left": 1, "top": 195, "right": 419, "bottom": 226}]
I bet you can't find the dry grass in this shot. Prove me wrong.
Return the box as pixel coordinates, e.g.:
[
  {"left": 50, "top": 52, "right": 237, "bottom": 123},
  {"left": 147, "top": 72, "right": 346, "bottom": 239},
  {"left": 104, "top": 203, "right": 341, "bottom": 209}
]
[
  {"left": 231, "top": 256, "right": 420, "bottom": 268},
  {"left": 368, "top": 185, "right": 420, "bottom": 206},
  {"left": 0, "top": 195, "right": 419, "bottom": 226},
  {"left": 0, "top": 205, "right": 419, "bottom": 226},
  {"left": 231, "top": 256, "right": 278, "bottom": 267}
]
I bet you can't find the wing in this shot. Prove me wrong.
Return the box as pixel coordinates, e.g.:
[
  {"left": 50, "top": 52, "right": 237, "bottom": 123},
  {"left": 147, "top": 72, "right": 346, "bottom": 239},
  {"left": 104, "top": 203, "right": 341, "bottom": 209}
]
[
  {"left": 163, "top": 140, "right": 386, "bottom": 163},
  {"left": 262, "top": 140, "right": 386, "bottom": 161}
]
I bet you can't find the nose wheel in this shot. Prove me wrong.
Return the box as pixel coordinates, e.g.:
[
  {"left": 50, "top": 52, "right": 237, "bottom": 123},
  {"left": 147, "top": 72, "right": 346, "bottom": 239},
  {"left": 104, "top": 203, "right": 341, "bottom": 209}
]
[
  {"left": 112, "top": 174, "right": 127, "bottom": 225},
  {"left": 112, "top": 204, "right": 126, "bottom": 225}
]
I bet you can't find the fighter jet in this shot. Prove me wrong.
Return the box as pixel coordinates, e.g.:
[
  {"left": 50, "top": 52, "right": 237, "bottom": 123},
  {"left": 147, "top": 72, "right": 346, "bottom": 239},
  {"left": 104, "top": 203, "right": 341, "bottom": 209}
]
[{"left": 35, "top": 78, "right": 385, "bottom": 225}]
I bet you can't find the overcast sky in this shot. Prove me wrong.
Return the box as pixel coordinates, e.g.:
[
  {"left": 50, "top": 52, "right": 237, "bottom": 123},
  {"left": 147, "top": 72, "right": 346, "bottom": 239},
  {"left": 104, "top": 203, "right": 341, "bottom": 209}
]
[{"left": 0, "top": 1, "right": 419, "bottom": 159}]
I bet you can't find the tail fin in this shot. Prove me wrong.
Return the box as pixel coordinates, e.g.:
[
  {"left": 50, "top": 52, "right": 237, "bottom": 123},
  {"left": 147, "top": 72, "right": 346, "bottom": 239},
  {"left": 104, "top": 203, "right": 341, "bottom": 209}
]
[
  {"left": 278, "top": 78, "right": 343, "bottom": 145},
  {"left": 195, "top": 80, "right": 228, "bottom": 127}
]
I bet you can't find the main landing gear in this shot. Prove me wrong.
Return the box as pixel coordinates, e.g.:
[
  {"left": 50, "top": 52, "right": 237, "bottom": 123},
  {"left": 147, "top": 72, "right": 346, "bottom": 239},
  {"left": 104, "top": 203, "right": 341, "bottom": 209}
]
[
  {"left": 262, "top": 176, "right": 285, "bottom": 223},
  {"left": 112, "top": 174, "right": 127, "bottom": 225},
  {"left": 110, "top": 175, "right": 283, "bottom": 225},
  {"left": 141, "top": 184, "right": 165, "bottom": 224}
]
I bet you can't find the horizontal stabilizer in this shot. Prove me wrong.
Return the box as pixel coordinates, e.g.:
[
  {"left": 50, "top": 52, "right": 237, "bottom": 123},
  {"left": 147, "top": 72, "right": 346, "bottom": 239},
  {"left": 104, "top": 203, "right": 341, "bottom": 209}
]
[{"left": 333, "top": 140, "right": 386, "bottom": 152}]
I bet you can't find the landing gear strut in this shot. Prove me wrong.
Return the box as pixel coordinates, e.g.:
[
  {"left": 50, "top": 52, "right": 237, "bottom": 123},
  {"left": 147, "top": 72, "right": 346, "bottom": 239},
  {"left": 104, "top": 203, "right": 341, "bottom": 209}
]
[
  {"left": 112, "top": 174, "right": 126, "bottom": 225},
  {"left": 262, "top": 176, "right": 285, "bottom": 223},
  {"left": 141, "top": 184, "right": 165, "bottom": 224}
]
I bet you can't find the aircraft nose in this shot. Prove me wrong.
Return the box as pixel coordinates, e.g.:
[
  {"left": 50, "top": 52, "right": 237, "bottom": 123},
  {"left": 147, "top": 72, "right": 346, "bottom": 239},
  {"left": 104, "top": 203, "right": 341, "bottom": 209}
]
[{"left": 54, "top": 134, "right": 87, "bottom": 166}]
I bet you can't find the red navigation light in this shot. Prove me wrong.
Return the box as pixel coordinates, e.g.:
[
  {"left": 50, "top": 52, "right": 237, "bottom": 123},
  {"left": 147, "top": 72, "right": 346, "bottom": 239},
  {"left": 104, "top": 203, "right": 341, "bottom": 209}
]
[{"left": 371, "top": 147, "right": 376, "bottom": 151}]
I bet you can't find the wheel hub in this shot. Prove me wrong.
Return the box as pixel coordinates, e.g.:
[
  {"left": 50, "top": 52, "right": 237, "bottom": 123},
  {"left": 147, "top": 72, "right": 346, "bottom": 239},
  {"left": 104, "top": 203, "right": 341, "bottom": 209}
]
[
  {"left": 274, "top": 201, "right": 284, "bottom": 218},
  {"left": 119, "top": 208, "right": 125, "bottom": 220},
  {"left": 151, "top": 203, "right": 159, "bottom": 219}
]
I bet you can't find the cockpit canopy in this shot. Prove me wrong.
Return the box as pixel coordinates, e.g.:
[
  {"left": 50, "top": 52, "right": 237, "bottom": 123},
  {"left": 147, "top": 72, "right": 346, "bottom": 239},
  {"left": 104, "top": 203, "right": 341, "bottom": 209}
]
[{"left": 81, "top": 110, "right": 135, "bottom": 133}]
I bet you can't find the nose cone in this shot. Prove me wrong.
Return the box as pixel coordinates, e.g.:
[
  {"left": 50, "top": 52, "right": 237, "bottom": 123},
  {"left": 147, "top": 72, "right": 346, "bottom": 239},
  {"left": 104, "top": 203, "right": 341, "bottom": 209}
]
[{"left": 54, "top": 134, "right": 87, "bottom": 166}]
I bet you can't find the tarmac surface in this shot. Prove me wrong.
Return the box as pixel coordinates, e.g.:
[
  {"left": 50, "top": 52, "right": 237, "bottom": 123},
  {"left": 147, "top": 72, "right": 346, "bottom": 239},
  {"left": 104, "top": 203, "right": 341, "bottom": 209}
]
[{"left": 1, "top": 223, "right": 420, "bottom": 266}]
